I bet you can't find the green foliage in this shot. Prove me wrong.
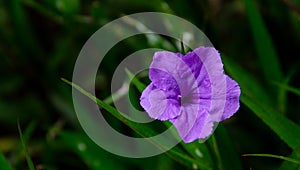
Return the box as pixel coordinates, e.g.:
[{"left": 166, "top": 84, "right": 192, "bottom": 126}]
[
  {"left": 274, "top": 82, "right": 300, "bottom": 97},
  {"left": 62, "top": 78, "right": 213, "bottom": 170},
  {"left": 280, "top": 147, "right": 300, "bottom": 170},
  {"left": 1, "top": 0, "right": 300, "bottom": 169},
  {"left": 243, "top": 0, "right": 282, "bottom": 82},
  {"left": 60, "top": 131, "right": 125, "bottom": 170},
  {"left": 212, "top": 125, "right": 243, "bottom": 170},
  {"left": 243, "top": 153, "right": 300, "bottom": 166},
  {"left": 241, "top": 94, "right": 300, "bottom": 149},
  {"left": 223, "top": 57, "right": 300, "bottom": 149},
  {"left": 17, "top": 121, "right": 35, "bottom": 170},
  {"left": 0, "top": 151, "right": 13, "bottom": 170}
]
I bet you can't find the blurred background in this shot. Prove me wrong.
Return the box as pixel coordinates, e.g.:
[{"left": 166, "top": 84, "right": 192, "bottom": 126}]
[{"left": 1, "top": 0, "right": 300, "bottom": 169}]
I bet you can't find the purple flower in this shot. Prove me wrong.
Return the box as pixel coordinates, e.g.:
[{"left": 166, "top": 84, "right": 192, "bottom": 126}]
[{"left": 140, "top": 47, "right": 240, "bottom": 143}]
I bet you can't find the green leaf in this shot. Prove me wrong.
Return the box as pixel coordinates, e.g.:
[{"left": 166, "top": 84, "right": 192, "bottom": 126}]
[
  {"left": 181, "top": 141, "right": 214, "bottom": 169},
  {"left": 103, "top": 68, "right": 144, "bottom": 105},
  {"left": 213, "top": 124, "right": 243, "bottom": 170},
  {"left": 154, "top": 154, "right": 175, "bottom": 170},
  {"left": 222, "top": 56, "right": 300, "bottom": 149},
  {"left": 21, "top": 121, "right": 36, "bottom": 143},
  {"left": 277, "top": 60, "right": 300, "bottom": 113},
  {"left": 273, "top": 82, "right": 300, "bottom": 97},
  {"left": 243, "top": 153, "right": 300, "bottom": 165},
  {"left": 166, "top": 146, "right": 213, "bottom": 170},
  {"left": 243, "top": 0, "right": 282, "bottom": 82},
  {"left": 280, "top": 147, "right": 300, "bottom": 170},
  {"left": 241, "top": 94, "right": 300, "bottom": 149},
  {"left": 54, "top": 0, "right": 80, "bottom": 15},
  {"left": 207, "top": 134, "right": 223, "bottom": 170},
  {"left": 222, "top": 55, "right": 273, "bottom": 106},
  {"left": 206, "top": 126, "right": 243, "bottom": 170},
  {"left": 9, "top": 0, "right": 44, "bottom": 60},
  {"left": 125, "top": 68, "right": 146, "bottom": 92},
  {"left": 0, "top": 151, "right": 13, "bottom": 170},
  {"left": 60, "top": 131, "right": 125, "bottom": 170},
  {"left": 61, "top": 78, "right": 213, "bottom": 170},
  {"left": 17, "top": 120, "right": 35, "bottom": 170},
  {"left": 277, "top": 77, "right": 292, "bottom": 114},
  {"left": 22, "top": 0, "right": 63, "bottom": 24}
]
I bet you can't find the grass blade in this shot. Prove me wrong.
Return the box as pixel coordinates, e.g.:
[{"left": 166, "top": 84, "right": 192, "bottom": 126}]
[
  {"left": 61, "top": 78, "right": 212, "bottom": 170},
  {"left": 103, "top": 82, "right": 129, "bottom": 105},
  {"left": 9, "top": 0, "right": 44, "bottom": 61},
  {"left": 273, "top": 82, "right": 300, "bottom": 96},
  {"left": 223, "top": 56, "right": 300, "bottom": 149},
  {"left": 125, "top": 68, "right": 146, "bottom": 92},
  {"left": 207, "top": 135, "right": 223, "bottom": 170},
  {"left": 243, "top": 0, "right": 282, "bottom": 82},
  {"left": 60, "top": 131, "right": 125, "bottom": 170},
  {"left": 241, "top": 93, "right": 300, "bottom": 149},
  {"left": 22, "top": 0, "right": 63, "bottom": 24},
  {"left": 222, "top": 55, "right": 273, "bottom": 105},
  {"left": 0, "top": 151, "right": 13, "bottom": 170},
  {"left": 279, "top": 147, "right": 300, "bottom": 170},
  {"left": 243, "top": 153, "right": 300, "bottom": 165},
  {"left": 180, "top": 141, "right": 214, "bottom": 169},
  {"left": 17, "top": 120, "right": 35, "bottom": 170},
  {"left": 213, "top": 124, "right": 243, "bottom": 170}
]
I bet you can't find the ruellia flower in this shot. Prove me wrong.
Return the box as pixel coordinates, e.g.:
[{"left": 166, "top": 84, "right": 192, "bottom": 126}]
[{"left": 140, "top": 47, "right": 240, "bottom": 143}]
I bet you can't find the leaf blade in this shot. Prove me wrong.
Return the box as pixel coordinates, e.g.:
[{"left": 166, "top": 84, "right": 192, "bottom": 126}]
[
  {"left": 17, "top": 120, "right": 35, "bottom": 170},
  {"left": 243, "top": 0, "right": 283, "bottom": 82},
  {"left": 214, "top": 124, "right": 243, "bottom": 170},
  {"left": 273, "top": 82, "right": 300, "bottom": 96},
  {"left": 241, "top": 93, "right": 300, "bottom": 149},
  {"left": 279, "top": 147, "right": 300, "bottom": 170},
  {"left": 0, "top": 151, "right": 13, "bottom": 170},
  {"left": 61, "top": 78, "right": 213, "bottom": 170},
  {"left": 223, "top": 56, "right": 300, "bottom": 149},
  {"left": 243, "top": 153, "right": 300, "bottom": 165}
]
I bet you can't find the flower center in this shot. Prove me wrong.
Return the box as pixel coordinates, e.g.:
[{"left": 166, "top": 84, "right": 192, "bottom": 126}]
[{"left": 178, "top": 94, "right": 194, "bottom": 105}]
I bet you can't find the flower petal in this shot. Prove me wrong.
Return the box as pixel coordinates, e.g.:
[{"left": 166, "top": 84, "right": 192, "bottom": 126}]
[
  {"left": 140, "top": 83, "right": 155, "bottom": 111},
  {"left": 149, "top": 69, "right": 180, "bottom": 99},
  {"left": 140, "top": 83, "right": 180, "bottom": 120},
  {"left": 221, "top": 76, "right": 241, "bottom": 120},
  {"left": 194, "top": 47, "right": 227, "bottom": 123},
  {"left": 170, "top": 105, "right": 216, "bottom": 143},
  {"left": 169, "top": 104, "right": 200, "bottom": 143},
  {"left": 149, "top": 51, "right": 199, "bottom": 97},
  {"left": 181, "top": 50, "right": 203, "bottom": 79},
  {"left": 140, "top": 46, "right": 241, "bottom": 143}
]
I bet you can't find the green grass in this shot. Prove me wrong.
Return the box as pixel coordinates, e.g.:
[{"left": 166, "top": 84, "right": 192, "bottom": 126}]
[
  {"left": 243, "top": 154, "right": 300, "bottom": 165},
  {"left": 17, "top": 120, "right": 35, "bottom": 170},
  {"left": 1, "top": 0, "right": 300, "bottom": 169},
  {"left": 0, "top": 151, "right": 13, "bottom": 170}
]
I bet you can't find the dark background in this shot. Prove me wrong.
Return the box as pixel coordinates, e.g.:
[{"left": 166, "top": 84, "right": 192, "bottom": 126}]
[{"left": 1, "top": 0, "right": 300, "bottom": 169}]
